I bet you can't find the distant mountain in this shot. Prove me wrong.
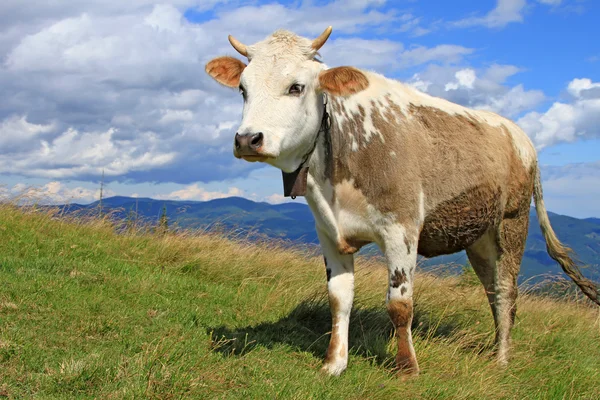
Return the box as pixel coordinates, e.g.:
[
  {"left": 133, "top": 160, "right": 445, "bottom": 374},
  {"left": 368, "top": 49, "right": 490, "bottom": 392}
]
[{"left": 63, "top": 196, "right": 600, "bottom": 284}]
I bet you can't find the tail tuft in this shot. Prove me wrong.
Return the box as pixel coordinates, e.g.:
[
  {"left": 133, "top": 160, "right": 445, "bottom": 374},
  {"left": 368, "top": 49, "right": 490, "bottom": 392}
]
[{"left": 533, "top": 165, "right": 600, "bottom": 306}]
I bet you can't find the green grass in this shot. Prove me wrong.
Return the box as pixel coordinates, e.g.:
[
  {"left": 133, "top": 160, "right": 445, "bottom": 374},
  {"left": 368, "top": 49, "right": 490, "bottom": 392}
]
[{"left": 0, "top": 204, "right": 599, "bottom": 399}]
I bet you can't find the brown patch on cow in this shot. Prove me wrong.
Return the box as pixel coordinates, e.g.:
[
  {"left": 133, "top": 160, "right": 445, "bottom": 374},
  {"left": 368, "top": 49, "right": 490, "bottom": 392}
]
[
  {"left": 205, "top": 56, "right": 246, "bottom": 88},
  {"left": 325, "top": 295, "right": 342, "bottom": 364},
  {"left": 319, "top": 67, "right": 369, "bottom": 97},
  {"left": 338, "top": 343, "right": 347, "bottom": 358},
  {"left": 391, "top": 268, "right": 408, "bottom": 288},
  {"left": 335, "top": 179, "right": 369, "bottom": 217},
  {"left": 418, "top": 184, "right": 503, "bottom": 258},
  {"left": 387, "top": 299, "right": 412, "bottom": 328},
  {"left": 400, "top": 286, "right": 407, "bottom": 296},
  {"left": 337, "top": 237, "right": 371, "bottom": 255},
  {"left": 337, "top": 238, "right": 359, "bottom": 255},
  {"left": 387, "top": 299, "right": 418, "bottom": 374}
]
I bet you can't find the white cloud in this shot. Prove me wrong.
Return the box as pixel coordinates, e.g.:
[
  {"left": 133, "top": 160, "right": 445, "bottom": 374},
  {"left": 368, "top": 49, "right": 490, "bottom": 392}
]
[
  {"left": 0, "top": 181, "right": 113, "bottom": 204},
  {"left": 0, "top": 115, "right": 56, "bottom": 153},
  {"left": 156, "top": 184, "right": 244, "bottom": 201},
  {"left": 518, "top": 78, "right": 600, "bottom": 149},
  {"left": 0, "top": 126, "right": 177, "bottom": 179},
  {"left": 445, "top": 69, "right": 476, "bottom": 91},
  {"left": 399, "top": 45, "right": 474, "bottom": 67},
  {"left": 265, "top": 193, "right": 288, "bottom": 204},
  {"left": 408, "top": 64, "right": 545, "bottom": 118},
  {"left": 322, "top": 39, "right": 473, "bottom": 70}
]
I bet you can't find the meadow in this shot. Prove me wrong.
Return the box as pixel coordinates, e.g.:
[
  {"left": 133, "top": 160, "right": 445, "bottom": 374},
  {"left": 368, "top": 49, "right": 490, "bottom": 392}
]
[{"left": 1, "top": 204, "right": 599, "bottom": 399}]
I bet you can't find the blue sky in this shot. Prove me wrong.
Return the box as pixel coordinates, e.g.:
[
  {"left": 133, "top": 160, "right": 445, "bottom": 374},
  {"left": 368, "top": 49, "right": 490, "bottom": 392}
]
[{"left": 0, "top": 0, "right": 599, "bottom": 217}]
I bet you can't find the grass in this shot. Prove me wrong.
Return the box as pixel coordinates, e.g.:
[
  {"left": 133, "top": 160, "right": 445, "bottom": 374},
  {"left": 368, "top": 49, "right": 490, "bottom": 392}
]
[{"left": 0, "top": 204, "right": 599, "bottom": 399}]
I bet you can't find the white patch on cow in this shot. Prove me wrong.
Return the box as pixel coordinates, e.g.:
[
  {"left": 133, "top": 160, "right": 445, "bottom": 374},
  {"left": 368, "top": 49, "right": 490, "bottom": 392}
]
[
  {"left": 315, "top": 227, "right": 354, "bottom": 376},
  {"left": 390, "top": 151, "right": 397, "bottom": 157},
  {"left": 351, "top": 139, "right": 359, "bottom": 152},
  {"left": 306, "top": 174, "right": 342, "bottom": 241}
]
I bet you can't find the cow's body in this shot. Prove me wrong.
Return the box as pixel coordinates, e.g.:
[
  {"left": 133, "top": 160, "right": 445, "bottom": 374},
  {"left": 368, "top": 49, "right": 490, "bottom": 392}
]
[{"left": 205, "top": 28, "right": 599, "bottom": 377}]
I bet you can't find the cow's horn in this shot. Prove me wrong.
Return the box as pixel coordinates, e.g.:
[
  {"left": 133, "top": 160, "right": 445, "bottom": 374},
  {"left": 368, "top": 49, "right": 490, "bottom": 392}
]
[
  {"left": 228, "top": 35, "right": 248, "bottom": 57},
  {"left": 312, "top": 26, "right": 332, "bottom": 51}
]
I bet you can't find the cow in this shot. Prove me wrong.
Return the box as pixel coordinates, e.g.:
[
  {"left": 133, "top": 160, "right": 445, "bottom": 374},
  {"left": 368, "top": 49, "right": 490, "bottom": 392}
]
[{"left": 205, "top": 27, "right": 600, "bottom": 376}]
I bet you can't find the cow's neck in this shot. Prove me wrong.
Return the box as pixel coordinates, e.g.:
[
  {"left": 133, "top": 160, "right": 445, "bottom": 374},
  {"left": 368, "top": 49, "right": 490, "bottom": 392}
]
[
  {"left": 306, "top": 99, "right": 335, "bottom": 192},
  {"left": 305, "top": 96, "right": 373, "bottom": 254}
]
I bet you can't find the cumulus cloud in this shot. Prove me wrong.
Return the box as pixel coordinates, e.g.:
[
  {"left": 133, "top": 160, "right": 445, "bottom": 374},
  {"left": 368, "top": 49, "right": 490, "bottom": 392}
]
[
  {"left": 0, "top": 181, "right": 113, "bottom": 204},
  {"left": 156, "top": 184, "right": 244, "bottom": 201},
  {"left": 518, "top": 78, "right": 600, "bottom": 149},
  {"left": 408, "top": 64, "right": 545, "bottom": 118},
  {"left": 0, "top": 1, "right": 460, "bottom": 185},
  {"left": 320, "top": 39, "right": 472, "bottom": 71},
  {"left": 264, "top": 193, "right": 288, "bottom": 204}
]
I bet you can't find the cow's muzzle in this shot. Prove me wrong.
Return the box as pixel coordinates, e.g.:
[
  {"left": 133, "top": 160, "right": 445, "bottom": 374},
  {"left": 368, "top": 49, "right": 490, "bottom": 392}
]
[{"left": 234, "top": 132, "right": 267, "bottom": 161}]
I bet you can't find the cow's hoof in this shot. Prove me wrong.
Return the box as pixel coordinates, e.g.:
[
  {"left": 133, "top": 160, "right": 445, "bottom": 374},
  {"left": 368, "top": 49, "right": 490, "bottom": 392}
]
[
  {"left": 395, "top": 368, "right": 419, "bottom": 380},
  {"left": 395, "top": 356, "right": 419, "bottom": 378},
  {"left": 321, "top": 360, "right": 347, "bottom": 376}
]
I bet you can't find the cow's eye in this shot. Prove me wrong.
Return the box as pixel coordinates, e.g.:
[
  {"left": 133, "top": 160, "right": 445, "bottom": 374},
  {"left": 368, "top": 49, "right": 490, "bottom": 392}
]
[{"left": 288, "top": 84, "right": 305, "bottom": 95}]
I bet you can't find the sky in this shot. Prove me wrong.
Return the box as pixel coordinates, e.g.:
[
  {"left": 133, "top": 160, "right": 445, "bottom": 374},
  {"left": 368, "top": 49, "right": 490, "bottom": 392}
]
[{"left": 0, "top": 0, "right": 599, "bottom": 217}]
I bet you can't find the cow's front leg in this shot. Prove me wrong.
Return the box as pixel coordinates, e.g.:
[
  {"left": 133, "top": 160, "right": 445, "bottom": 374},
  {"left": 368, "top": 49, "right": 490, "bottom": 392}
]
[
  {"left": 317, "top": 229, "right": 355, "bottom": 376},
  {"left": 383, "top": 226, "right": 419, "bottom": 375}
]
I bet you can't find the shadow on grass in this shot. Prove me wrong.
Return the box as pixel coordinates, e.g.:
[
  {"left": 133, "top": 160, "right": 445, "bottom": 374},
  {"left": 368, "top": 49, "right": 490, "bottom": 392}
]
[{"left": 207, "top": 297, "right": 474, "bottom": 366}]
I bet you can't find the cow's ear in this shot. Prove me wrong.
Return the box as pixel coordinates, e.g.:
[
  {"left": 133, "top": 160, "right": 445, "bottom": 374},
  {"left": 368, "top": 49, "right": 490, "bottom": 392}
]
[
  {"left": 205, "top": 56, "right": 247, "bottom": 88},
  {"left": 318, "top": 67, "right": 369, "bottom": 96}
]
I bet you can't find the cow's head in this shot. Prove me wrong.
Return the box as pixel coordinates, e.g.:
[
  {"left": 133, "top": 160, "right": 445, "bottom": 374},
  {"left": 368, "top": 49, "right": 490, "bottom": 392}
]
[{"left": 205, "top": 27, "right": 369, "bottom": 173}]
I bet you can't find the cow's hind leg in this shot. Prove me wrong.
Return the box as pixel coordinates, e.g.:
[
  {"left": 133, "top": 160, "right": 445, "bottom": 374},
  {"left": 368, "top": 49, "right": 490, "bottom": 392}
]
[
  {"left": 317, "top": 229, "right": 355, "bottom": 376},
  {"left": 466, "top": 230, "right": 499, "bottom": 331},
  {"left": 382, "top": 226, "right": 419, "bottom": 375},
  {"left": 467, "top": 213, "right": 528, "bottom": 365},
  {"left": 495, "top": 211, "right": 529, "bottom": 363}
]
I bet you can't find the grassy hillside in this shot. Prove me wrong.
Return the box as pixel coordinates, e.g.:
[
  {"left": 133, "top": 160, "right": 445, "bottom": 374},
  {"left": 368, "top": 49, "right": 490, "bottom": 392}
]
[
  {"left": 1, "top": 205, "right": 599, "bottom": 399},
  {"left": 65, "top": 196, "right": 600, "bottom": 284}
]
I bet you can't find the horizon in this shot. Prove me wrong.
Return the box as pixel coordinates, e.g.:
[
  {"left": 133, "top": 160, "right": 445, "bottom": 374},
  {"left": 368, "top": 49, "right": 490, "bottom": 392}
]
[
  {"left": 1, "top": 0, "right": 599, "bottom": 218},
  {"left": 47, "top": 194, "right": 598, "bottom": 221}
]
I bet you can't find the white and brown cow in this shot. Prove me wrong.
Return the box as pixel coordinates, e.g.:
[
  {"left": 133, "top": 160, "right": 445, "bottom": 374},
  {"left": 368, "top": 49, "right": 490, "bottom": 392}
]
[{"left": 205, "top": 27, "right": 600, "bottom": 376}]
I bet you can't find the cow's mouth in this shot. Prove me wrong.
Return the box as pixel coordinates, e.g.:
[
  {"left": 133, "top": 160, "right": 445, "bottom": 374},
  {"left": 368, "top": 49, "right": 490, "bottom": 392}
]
[
  {"left": 236, "top": 153, "right": 275, "bottom": 163},
  {"left": 241, "top": 155, "right": 270, "bottom": 162}
]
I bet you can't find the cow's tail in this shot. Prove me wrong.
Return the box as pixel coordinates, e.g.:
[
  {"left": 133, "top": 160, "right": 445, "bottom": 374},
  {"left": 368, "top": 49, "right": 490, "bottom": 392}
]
[{"left": 533, "top": 164, "right": 600, "bottom": 305}]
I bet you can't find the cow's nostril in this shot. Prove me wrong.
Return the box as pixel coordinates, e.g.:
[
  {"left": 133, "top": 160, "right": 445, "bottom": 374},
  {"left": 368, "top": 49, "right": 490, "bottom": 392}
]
[
  {"left": 234, "top": 133, "right": 241, "bottom": 149},
  {"left": 250, "top": 132, "right": 263, "bottom": 148}
]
